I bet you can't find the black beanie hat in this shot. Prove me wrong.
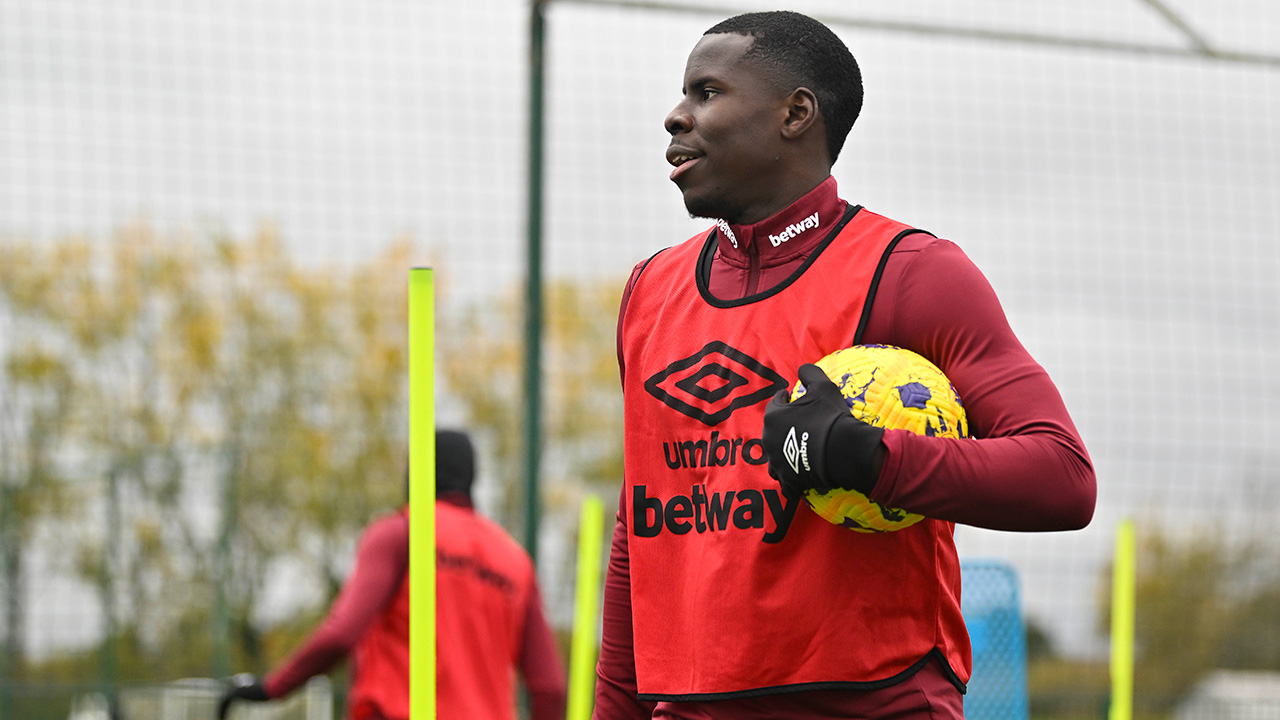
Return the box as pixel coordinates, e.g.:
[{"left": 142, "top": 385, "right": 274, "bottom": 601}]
[{"left": 436, "top": 429, "right": 475, "bottom": 497}]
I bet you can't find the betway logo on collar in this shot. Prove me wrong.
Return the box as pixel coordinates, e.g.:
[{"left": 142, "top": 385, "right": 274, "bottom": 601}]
[
  {"left": 716, "top": 219, "right": 738, "bottom": 249},
  {"left": 768, "top": 212, "right": 819, "bottom": 247}
]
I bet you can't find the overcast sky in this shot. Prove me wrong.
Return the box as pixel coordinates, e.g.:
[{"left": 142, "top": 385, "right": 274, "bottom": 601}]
[{"left": 3, "top": 0, "right": 1279, "bottom": 659}]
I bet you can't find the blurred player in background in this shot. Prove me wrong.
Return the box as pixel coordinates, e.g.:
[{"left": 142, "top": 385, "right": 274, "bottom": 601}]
[
  {"left": 597, "top": 10, "right": 1096, "bottom": 719},
  {"left": 219, "top": 429, "right": 566, "bottom": 720}
]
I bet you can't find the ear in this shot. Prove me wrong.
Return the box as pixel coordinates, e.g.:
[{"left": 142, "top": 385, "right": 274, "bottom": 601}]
[{"left": 780, "top": 87, "right": 820, "bottom": 141}]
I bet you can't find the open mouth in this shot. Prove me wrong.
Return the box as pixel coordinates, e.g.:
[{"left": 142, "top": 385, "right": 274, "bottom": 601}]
[{"left": 666, "top": 147, "right": 702, "bottom": 181}]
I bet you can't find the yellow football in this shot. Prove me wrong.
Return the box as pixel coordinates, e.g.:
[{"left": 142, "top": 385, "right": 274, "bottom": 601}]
[{"left": 792, "top": 344, "right": 968, "bottom": 532}]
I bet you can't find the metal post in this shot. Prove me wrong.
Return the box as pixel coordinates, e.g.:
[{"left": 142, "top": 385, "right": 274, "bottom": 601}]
[{"left": 523, "top": 0, "right": 547, "bottom": 564}]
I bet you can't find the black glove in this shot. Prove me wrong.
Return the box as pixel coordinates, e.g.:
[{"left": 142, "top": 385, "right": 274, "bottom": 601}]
[
  {"left": 762, "top": 363, "right": 885, "bottom": 500},
  {"left": 217, "top": 673, "right": 269, "bottom": 719}
]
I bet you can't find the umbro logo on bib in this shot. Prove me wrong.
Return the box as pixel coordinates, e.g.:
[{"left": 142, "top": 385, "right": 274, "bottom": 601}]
[{"left": 644, "top": 341, "right": 788, "bottom": 426}]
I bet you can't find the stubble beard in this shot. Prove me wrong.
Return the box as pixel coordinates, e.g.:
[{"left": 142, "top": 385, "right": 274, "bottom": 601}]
[{"left": 682, "top": 191, "right": 737, "bottom": 224}]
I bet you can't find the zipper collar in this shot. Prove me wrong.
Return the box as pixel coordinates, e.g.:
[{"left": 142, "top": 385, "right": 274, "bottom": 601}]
[{"left": 714, "top": 176, "right": 846, "bottom": 268}]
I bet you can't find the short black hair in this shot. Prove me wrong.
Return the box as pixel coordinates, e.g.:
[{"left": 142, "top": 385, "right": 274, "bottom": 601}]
[
  {"left": 704, "top": 11, "right": 862, "bottom": 163},
  {"left": 436, "top": 429, "right": 475, "bottom": 498},
  {"left": 404, "top": 425, "right": 476, "bottom": 499},
  {"left": 405, "top": 429, "right": 476, "bottom": 502}
]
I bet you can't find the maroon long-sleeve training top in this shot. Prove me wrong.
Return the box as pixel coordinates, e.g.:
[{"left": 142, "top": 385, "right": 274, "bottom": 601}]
[{"left": 595, "top": 177, "right": 1095, "bottom": 718}]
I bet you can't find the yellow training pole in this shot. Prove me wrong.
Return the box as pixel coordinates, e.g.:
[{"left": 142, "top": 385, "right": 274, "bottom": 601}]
[
  {"left": 409, "top": 268, "right": 436, "bottom": 719},
  {"left": 567, "top": 494, "right": 606, "bottom": 720},
  {"left": 1109, "top": 517, "right": 1136, "bottom": 720}
]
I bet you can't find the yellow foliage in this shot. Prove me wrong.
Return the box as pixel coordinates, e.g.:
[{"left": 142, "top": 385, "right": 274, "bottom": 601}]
[
  {"left": 1, "top": 222, "right": 419, "bottom": 669},
  {"left": 5, "top": 346, "right": 70, "bottom": 385},
  {"left": 438, "top": 275, "right": 626, "bottom": 526}
]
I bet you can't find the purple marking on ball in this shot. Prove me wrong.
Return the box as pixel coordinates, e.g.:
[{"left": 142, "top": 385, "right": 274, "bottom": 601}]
[
  {"left": 841, "top": 368, "right": 877, "bottom": 409},
  {"left": 896, "top": 381, "right": 932, "bottom": 409},
  {"left": 879, "top": 506, "right": 908, "bottom": 522}
]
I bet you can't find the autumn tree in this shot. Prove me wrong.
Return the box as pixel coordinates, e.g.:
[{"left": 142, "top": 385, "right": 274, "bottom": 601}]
[
  {"left": 0, "top": 225, "right": 413, "bottom": 686},
  {"left": 0, "top": 241, "right": 81, "bottom": 710},
  {"left": 3, "top": 222, "right": 627, "bottom": 716},
  {"left": 437, "top": 278, "right": 625, "bottom": 544}
]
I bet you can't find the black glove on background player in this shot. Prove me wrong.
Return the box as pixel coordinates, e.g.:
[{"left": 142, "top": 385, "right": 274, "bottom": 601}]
[
  {"left": 217, "top": 673, "right": 269, "bottom": 719},
  {"left": 762, "top": 363, "right": 885, "bottom": 500}
]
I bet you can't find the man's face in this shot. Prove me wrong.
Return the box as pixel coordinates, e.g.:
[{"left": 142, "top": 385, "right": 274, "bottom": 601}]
[{"left": 664, "top": 33, "right": 790, "bottom": 224}]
